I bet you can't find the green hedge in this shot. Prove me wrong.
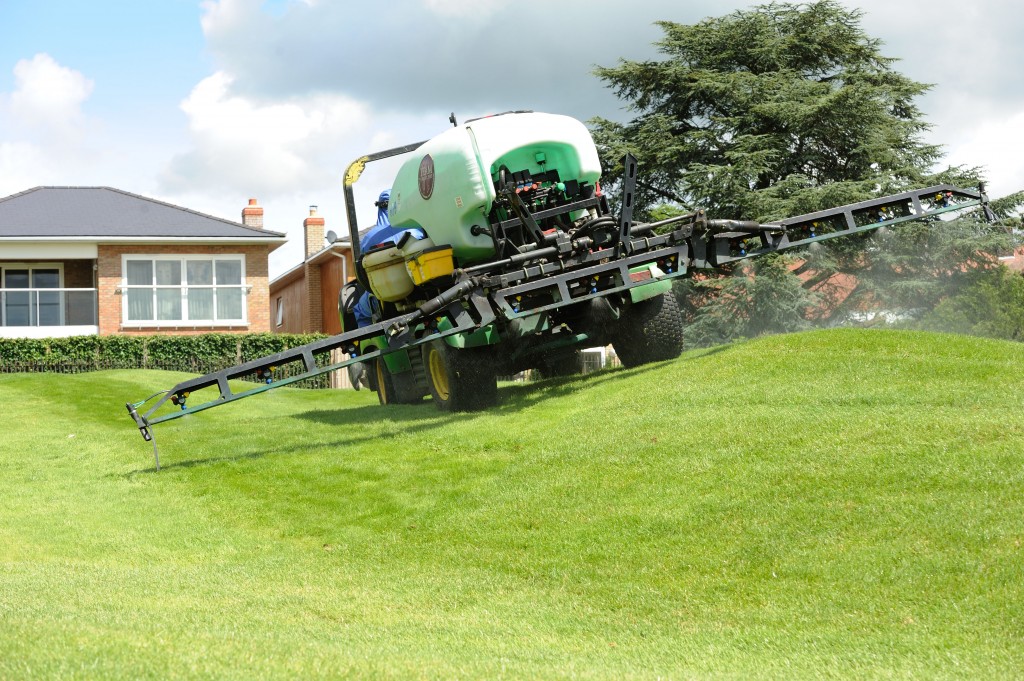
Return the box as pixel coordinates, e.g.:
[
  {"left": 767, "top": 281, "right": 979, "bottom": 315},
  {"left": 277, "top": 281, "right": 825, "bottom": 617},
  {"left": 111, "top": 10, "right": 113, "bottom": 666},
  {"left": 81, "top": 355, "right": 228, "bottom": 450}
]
[{"left": 0, "top": 333, "right": 330, "bottom": 386}]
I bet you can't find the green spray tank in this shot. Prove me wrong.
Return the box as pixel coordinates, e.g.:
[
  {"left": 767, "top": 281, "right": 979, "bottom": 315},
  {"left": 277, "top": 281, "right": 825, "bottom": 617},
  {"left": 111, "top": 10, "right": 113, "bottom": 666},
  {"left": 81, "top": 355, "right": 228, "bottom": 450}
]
[{"left": 386, "top": 111, "right": 603, "bottom": 265}]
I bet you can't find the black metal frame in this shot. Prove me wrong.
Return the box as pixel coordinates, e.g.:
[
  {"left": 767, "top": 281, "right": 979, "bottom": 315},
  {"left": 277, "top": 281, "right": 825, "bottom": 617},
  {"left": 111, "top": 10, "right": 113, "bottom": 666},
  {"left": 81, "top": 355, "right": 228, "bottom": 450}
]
[
  {"left": 342, "top": 141, "right": 426, "bottom": 262},
  {"left": 130, "top": 137, "right": 993, "bottom": 447},
  {"left": 689, "top": 184, "right": 988, "bottom": 268}
]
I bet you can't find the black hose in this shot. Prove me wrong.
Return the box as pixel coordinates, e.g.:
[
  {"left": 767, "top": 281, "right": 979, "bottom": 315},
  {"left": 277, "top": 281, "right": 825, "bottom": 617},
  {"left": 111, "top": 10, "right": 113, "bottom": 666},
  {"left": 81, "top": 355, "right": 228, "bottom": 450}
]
[
  {"left": 572, "top": 215, "right": 617, "bottom": 240},
  {"left": 462, "top": 246, "right": 559, "bottom": 275},
  {"left": 417, "top": 278, "right": 476, "bottom": 318}
]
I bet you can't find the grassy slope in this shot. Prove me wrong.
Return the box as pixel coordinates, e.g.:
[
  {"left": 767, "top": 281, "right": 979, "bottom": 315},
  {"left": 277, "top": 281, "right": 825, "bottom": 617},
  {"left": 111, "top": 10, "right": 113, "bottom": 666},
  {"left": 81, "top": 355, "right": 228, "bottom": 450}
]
[{"left": 1, "top": 328, "right": 1022, "bottom": 679}]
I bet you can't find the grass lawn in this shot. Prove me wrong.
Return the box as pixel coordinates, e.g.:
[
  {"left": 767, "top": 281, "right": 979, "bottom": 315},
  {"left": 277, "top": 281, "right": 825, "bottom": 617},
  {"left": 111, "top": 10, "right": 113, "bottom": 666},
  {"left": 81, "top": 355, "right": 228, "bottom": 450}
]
[{"left": 1, "top": 328, "right": 1023, "bottom": 679}]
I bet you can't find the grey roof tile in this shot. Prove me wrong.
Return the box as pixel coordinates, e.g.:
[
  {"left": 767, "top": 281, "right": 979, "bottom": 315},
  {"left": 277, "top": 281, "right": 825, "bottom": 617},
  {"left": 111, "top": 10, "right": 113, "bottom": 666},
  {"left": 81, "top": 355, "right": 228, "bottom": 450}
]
[{"left": 0, "top": 187, "right": 285, "bottom": 239}]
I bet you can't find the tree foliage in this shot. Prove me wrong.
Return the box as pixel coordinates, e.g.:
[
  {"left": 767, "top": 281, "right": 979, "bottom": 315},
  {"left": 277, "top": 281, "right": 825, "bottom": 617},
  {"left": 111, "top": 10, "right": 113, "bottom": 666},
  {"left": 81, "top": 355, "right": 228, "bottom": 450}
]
[
  {"left": 918, "top": 265, "right": 1024, "bottom": 341},
  {"left": 591, "top": 0, "right": 1020, "bottom": 343},
  {"left": 681, "top": 254, "right": 818, "bottom": 347},
  {"left": 591, "top": 0, "right": 949, "bottom": 220}
]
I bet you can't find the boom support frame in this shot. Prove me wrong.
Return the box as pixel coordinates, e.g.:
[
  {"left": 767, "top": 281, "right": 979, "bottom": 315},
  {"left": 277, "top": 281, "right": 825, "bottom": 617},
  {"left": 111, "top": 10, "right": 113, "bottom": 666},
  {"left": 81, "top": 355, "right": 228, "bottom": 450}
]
[{"left": 127, "top": 181, "right": 991, "bottom": 444}]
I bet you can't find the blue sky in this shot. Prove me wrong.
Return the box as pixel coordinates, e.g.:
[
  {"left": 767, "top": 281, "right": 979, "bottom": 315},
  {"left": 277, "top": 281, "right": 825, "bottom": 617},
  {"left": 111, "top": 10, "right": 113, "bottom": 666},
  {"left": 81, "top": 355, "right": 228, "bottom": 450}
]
[
  {"left": 0, "top": 0, "right": 205, "bottom": 140},
  {"left": 2, "top": 0, "right": 1022, "bottom": 277}
]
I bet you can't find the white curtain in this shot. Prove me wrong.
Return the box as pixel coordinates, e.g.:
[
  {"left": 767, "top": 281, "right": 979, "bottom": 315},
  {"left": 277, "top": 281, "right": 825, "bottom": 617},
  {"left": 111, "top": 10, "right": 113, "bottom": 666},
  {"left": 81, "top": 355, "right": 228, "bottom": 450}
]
[
  {"left": 126, "top": 261, "right": 154, "bottom": 321},
  {"left": 123, "top": 258, "right": 244, "bottom": 323},
  {"left": 187, "top": 260, "right": 214, "bottom": 320}
]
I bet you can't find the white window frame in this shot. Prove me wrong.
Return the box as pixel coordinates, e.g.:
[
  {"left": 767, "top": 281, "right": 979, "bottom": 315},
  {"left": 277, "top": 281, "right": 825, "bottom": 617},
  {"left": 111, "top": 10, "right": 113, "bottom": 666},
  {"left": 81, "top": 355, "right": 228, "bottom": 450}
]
[
  {"left": 1, "top": 263, "right": 65, "bottom": 327},
  {"left": 275, "top": 296, "right": 284, "bottom": 327},
  {"left": 121, "top": 254, "right": 248, "bottom": 328}
]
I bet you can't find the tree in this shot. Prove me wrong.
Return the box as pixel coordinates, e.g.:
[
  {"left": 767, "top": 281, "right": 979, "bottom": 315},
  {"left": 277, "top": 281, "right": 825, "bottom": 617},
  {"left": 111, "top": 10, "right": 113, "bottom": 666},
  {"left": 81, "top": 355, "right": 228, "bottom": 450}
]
[
  {"left": 682, "top": 253, "right": 819, "bottom": 347},
  {"left": 918, "top": 265, "right": 1024, "bottom": 341},
  {"left": 591, "top": 0, "right": 1018, "bottom": 342}
]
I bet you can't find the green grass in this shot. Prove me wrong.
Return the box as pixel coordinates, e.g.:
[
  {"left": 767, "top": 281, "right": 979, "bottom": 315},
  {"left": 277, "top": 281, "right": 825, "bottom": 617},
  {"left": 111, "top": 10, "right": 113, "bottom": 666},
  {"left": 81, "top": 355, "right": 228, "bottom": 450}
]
[{"left": 1, "top": 328, "right": 1023, "bottom": 679}]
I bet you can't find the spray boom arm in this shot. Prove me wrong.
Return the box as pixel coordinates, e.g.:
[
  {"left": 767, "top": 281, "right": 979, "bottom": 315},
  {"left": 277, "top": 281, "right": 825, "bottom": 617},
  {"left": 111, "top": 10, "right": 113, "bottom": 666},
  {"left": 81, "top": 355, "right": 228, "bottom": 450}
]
[{"left": 126, "top": 172, "right": 992, "bottom": 452}]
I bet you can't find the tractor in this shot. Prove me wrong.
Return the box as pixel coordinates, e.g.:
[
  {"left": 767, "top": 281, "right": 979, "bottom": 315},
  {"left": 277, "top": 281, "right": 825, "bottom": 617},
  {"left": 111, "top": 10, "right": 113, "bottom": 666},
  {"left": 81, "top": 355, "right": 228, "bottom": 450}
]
[{"left": 127, "top": 111, "right": 995, "bottom": 452}]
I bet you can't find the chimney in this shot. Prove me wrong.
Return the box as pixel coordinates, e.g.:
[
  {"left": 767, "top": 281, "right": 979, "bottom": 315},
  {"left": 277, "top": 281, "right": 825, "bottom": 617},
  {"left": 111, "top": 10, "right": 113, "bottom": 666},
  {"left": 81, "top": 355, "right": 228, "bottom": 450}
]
[
  {"left": 304, "top": 205, "right": 325, "bottom": 260},
  {"left": 241, "top": 198, "right": 264, "bottom": 229}
]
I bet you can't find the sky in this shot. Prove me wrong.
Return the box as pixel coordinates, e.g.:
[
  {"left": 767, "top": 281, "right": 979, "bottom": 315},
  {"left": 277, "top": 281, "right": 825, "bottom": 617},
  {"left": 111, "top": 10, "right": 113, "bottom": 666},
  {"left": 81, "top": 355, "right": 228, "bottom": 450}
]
[{"left": 1, "top": 0, "right": 1022, "bottom": 278}]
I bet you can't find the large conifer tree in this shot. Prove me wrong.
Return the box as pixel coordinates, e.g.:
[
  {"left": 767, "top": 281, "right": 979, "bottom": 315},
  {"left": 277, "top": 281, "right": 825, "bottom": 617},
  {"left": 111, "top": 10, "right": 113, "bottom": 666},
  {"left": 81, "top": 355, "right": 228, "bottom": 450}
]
[
  {"left": 590, "top": 0, "right": 1015, "bottom": 342},
  {"left": 591, "top": 0, "right": 944, "bottom": 220}
]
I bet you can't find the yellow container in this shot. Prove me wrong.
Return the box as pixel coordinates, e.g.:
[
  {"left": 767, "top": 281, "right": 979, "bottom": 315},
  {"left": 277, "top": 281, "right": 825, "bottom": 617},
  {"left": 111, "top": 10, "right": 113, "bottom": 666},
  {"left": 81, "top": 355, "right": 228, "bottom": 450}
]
[
  {"left": 406, "top": 246, "right": 455, "bottom": 285},
  {"left": 363, "top": 245, "right": 415, "bottom": 302}
]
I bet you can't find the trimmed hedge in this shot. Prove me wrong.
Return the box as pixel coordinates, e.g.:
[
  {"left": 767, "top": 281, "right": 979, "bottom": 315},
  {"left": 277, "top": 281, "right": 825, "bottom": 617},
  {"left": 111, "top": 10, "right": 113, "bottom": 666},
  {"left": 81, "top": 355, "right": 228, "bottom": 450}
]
[{"left": 0, "top": 333, "right": 330, "bottom": 386}]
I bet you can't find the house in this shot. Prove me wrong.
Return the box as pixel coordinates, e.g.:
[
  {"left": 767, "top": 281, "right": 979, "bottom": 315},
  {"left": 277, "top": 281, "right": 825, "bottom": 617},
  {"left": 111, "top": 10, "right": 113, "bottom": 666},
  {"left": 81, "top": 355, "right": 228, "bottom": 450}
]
[
  {"left": 1005, "top": 245, "right": 1024, "bottom": 272},
  {"left": 268, "top": 206, "right": 355, "bottom": 335},
  {"left": 268, "top": 207, "right": 358, "bottom": 388},
  {"left": 0, "top": 187, "right": 286, "bottom": 338}
]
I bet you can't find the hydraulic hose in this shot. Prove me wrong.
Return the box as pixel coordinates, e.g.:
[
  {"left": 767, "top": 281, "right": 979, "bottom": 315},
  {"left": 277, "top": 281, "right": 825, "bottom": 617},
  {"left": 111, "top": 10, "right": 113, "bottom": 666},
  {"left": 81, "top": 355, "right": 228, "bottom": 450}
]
[{"left": 417, "top": 278, "right": 477, "bottom": 318}]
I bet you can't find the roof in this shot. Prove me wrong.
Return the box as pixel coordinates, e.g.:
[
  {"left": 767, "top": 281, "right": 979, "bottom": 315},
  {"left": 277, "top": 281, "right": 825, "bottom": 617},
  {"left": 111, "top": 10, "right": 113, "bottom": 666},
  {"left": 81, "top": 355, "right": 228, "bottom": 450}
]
[{"left": 0, "top": 187, "right": 286, "bottom": 240}]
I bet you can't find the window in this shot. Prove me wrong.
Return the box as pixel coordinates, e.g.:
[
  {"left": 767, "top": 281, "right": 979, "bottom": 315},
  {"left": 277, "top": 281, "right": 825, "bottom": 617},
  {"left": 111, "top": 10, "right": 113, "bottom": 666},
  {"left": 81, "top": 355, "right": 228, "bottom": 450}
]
[
  {"left": 275, "top": 296, "right": 284, "bottom": 327},
  {"left": 123, "top": 255, "right": 246, "bottom": 325},
  {"left": 1, "top": 264, "right": 63, "bottom": 327}
]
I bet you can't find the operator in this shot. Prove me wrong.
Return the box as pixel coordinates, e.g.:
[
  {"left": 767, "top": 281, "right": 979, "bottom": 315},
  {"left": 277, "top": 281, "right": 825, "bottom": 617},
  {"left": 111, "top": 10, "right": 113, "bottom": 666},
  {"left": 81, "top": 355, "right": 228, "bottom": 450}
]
[
  {"left": 352, "top": 189, "right": 425, "bottom": 326},
  {"left": 347, "top": 189, "right": 425, "bottom": 390}
]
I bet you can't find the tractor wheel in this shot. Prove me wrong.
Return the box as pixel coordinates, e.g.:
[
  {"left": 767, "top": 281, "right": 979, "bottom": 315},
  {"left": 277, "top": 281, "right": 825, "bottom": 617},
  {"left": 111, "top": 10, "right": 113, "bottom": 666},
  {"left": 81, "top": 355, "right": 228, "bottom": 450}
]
[
  {"left": 535, "top": 348, "right": 584, "bottom": 379},
  {"left": 374, "top": 355, "right": 426, "bottom": 405},
  {"left": 422, "top": 340, "right": 497, "bottom": 412},
  {"left": 612, "top": 291, "right": 685, "bottom": 368}
]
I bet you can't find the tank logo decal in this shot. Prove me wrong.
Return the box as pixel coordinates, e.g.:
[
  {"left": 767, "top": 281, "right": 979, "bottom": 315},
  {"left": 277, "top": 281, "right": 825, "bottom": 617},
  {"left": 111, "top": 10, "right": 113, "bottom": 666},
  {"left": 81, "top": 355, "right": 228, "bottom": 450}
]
[
  {"left": 418, "top": 154, "right": 435, "bottom": 200},
  {"left": 454, "top": 196, "right": 463, "bottom": 208}
]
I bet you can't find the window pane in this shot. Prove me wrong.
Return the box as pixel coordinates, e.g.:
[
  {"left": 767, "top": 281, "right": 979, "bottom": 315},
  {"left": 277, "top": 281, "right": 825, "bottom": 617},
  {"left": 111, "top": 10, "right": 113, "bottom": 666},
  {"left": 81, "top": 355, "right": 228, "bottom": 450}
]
[
  {"left": 188, "top": 288, "right": 213, "bottom": 320},
  {"left": 156, "top": 289, "right": 182, "bottom": 321},
  {"left": 217, "top": 288, "right": 243, "bottom": 320},
  {"left": 127, "top": 289, "right": 153, "bottom": 321},
  {"left": 215, "top": 260, "right": 241, "bottom": 285},
  {"left": 126, "top": 260, "right": 153, "bottom": 286},
  {"left": 155, "top": 261, "right": 181, "bottom": 286},
  {"left": 5, "top": 270, "right": 29, "bottom": 289},
  {"left": 187, "top": 260, "right": 213, "bottom": 285},
  {"left": 4, "top": 291, "right": 30, "bottom": 325},
  {"left": 32, "top": 269, "right": 60, "bottom": 289},
  {"left": 38, "top": 291, "right": 61, "bottom": 326}
]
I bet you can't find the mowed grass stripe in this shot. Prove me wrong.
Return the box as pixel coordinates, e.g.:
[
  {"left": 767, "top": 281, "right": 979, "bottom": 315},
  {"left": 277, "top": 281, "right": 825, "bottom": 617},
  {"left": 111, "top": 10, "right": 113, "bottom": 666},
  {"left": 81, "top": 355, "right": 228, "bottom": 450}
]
[{"left": 1, "top": 328, "right": 1022, "bottom": 678}]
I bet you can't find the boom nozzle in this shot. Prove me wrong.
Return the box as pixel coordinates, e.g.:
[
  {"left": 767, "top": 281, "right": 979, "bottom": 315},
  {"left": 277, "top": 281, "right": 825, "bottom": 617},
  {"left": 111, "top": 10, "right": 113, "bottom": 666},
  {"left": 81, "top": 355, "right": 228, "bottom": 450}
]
[{"left": 125, "top": 402, "right": 152, "bottom": 442}]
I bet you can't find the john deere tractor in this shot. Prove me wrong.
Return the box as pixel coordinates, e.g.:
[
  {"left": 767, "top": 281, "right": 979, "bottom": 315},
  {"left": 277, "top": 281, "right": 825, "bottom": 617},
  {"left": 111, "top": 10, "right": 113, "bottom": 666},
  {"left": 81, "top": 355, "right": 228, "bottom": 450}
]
[
  {"left": 128, "top": 111, "right": 994, "bottom": 443},
  {"left": 341, "top": 111, "right": 687, "bottom": 410}
]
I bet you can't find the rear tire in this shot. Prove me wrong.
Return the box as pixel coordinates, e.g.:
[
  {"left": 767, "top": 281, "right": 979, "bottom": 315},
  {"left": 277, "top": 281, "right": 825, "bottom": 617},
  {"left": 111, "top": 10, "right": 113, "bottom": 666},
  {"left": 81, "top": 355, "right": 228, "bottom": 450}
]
[
  {"left": 422, "top": 340, "right": 498, "bottom": 412},
  {"left": 612, "top": 292, "right": 684, "bottom": 368},
  {"left": 374, "top": 355, "right": 426, "bottom": 405}
]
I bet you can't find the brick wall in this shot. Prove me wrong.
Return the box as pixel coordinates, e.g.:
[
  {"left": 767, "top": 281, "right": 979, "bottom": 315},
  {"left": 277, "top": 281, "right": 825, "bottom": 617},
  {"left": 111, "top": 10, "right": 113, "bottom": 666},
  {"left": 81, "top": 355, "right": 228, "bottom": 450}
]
[
  {"left": 302, "top": 209, "right": 326, "bottom": 333},
  {"left": 241, "top": 198, "right": 264, "bottom": 229},
  {"left": 63, "top": 260, "right": 94, "bottom": 288},
  {"left": 97, "top": 244, "right": 272, "bottom": 336}
]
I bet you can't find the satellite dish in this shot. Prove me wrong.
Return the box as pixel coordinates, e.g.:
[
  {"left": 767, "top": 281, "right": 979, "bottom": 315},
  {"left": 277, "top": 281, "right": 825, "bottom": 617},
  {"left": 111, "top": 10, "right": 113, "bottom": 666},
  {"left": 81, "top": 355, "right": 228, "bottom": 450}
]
[{"left": 326, "top": 230, "right": 338, "bottom": 244}]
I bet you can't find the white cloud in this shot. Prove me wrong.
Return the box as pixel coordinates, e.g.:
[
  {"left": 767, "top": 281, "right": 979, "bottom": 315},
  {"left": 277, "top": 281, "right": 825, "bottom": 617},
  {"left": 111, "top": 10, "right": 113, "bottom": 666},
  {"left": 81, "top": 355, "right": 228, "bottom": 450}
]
[
  {"left": 194, "top": 0, "right": 717, "bottom": 120},
  {"left": 422, "top": 0, "right": 503, "bottom": 19},
  {"left": 944, "top": 108, "right": 1024, "bottom": 199},
  {"left": 0, "top": 54, "right": 100, "bottom": 195},
  {"left": 8, "top": 53, "right": 94, "bottom": 137},
  {"left": 160, "top": 71, "right": 372, "bottom": 196},
  {"left": 199, "top": 0, "right": 264, "bottom": 37},
  {"left": 155, "top": 68, "right": 439, "bottom": 276},
  {"left": 0, "top": 141, "right": 52, "bottom": 193}
]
